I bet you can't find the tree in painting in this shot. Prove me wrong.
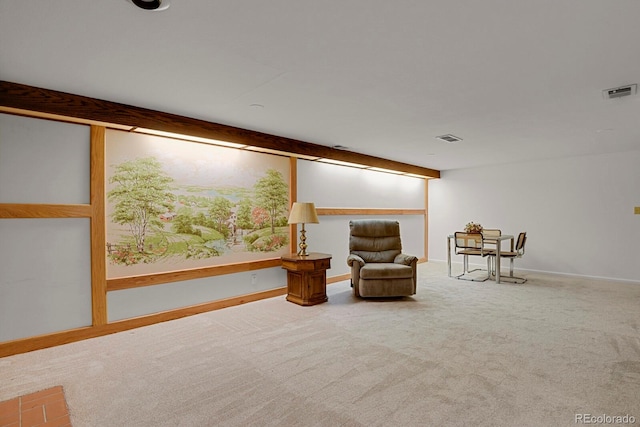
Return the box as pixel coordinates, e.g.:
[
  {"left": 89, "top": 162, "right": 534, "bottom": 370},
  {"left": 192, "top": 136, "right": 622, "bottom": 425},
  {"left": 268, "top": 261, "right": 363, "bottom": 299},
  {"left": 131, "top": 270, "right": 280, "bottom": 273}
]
[
  {"left": 108, "top": 157, "right": 175, "bottom": 253},
  {"left": 236, "top": 198, "right": 254, "bottom": 231},
  {"left": 172, "top": 207, "right": 201, "bottom": 237},
  {"left": 106, "top": 144, "right": 291, "bottom": 272},
  {"left": 209, "top": 196, "right": 233, "bottom": 238},
  {"left": 253, "top": 169, "right": 289, "bottom": 234},
  {"left": 251, "top": 206, "right": 270, "bottom": 229}
]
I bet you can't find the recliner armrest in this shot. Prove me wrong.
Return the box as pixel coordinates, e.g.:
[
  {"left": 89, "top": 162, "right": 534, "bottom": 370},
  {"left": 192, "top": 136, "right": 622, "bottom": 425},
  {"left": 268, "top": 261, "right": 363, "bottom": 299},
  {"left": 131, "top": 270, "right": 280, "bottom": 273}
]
[
  {"left": 347, "top": 254, "right": 365, "bottom": 267},
  {"left": 394, "top": 253, "right": 418, "bottom": 265}
]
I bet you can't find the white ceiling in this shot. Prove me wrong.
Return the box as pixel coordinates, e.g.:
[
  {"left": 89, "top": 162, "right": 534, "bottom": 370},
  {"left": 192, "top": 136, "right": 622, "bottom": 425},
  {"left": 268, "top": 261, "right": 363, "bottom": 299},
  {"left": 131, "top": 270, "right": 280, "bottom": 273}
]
[{"left": 2, "top": 0, "right": 640, "bottom": 171}]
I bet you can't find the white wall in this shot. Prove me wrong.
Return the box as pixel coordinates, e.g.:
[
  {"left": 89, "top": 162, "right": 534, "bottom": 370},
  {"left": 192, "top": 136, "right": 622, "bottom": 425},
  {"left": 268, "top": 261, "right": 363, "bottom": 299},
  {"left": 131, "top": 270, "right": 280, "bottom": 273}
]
[
  {"left": 0, "top": 113, "right": 90, "bottom": 203},
  {"left": 297, "top": 160, "right": 426, "bottom": 276},
  {"left": 115, "top": 156, "right": 427, "bottom": 320},
  {"left": 0, "top": 114, "right": 428, "bottom": 342},
  {"left": 7, "top": 108, "right": 635, "bottom": 343},
  {"left": 108, "top": 268, "right": 284, "bottom": 321},
  {"left": 0, "top": 114, "right": 93, "bottom": 341},
  {"left": 428, "top": 150, "right": 640, "bottom": 282}
]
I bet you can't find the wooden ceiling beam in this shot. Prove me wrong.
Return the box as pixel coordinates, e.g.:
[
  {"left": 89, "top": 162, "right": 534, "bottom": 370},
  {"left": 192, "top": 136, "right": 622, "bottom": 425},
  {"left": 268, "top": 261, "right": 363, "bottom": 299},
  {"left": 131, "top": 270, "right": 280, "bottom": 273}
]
[{"left": 0, "top": 81, "right": 440, "bottom": 178}]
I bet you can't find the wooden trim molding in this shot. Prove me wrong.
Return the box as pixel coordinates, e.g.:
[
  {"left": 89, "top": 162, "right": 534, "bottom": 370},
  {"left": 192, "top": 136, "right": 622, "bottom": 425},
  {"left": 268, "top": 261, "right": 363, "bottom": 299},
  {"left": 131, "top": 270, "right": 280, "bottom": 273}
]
[
  {"left": 327, "top": 273, "right": 351, "bottom": 284},
  {"left": 0, "top": 81, "right": 440, "bottom": 179},
  {"left": 0, "top": 204, "right": 91, "bottom": 218},
  {"left": 424, "top": 180, "right": 429, "bottom": 261},
  {"left": 90, "top": 126, "right": 108, "bottom": 326},
  {"left": 289, "top": 157, "right": 298, "bottom": 254},
  {"left": 107, "top": 258, "right": 282, "bottom": 291},
  {"left": 316, "top": 208, "right": 425, "bottom": 216}
]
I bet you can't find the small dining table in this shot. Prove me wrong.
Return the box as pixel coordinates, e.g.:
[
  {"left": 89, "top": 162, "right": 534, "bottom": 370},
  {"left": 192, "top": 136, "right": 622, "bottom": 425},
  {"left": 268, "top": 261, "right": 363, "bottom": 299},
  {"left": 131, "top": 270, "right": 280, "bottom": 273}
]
[{"left": 447, "top": 233, "right": 514, "bottom": 283}]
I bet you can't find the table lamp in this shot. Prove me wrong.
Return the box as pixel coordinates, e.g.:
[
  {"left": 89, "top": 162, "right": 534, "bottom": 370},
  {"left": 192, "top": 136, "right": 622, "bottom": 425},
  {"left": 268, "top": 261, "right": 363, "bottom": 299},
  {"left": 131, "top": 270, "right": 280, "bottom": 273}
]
[{"left": 288, "top": 202, "right": 319, "bottom": 256}]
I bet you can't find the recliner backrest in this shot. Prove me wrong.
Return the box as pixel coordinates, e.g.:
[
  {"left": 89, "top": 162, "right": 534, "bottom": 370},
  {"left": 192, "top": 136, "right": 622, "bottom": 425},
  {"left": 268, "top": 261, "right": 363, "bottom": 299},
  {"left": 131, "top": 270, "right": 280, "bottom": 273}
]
[{"left": 349, "top": 220, "right": 402, "bottom": 263}]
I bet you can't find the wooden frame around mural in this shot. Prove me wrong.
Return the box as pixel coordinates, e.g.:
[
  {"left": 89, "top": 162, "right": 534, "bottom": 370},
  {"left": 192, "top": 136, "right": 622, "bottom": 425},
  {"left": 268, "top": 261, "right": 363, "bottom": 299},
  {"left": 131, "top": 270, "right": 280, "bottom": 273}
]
[{"left": 104, "top": 129, "right": 291, "bottom": 280}]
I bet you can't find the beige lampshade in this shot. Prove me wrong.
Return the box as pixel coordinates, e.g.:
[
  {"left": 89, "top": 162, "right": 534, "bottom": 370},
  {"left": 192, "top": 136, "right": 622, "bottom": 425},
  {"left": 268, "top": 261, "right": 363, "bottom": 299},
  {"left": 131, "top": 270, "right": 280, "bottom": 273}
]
[{"left": 288, "top": 202, "right": 319, "bottom": 225}]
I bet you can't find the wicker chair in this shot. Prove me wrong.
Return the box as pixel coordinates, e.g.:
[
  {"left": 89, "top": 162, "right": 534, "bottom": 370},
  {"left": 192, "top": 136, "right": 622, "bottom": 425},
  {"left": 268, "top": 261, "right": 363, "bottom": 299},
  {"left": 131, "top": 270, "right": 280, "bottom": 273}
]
[
  {"left": 489, "top": 232, "right": 527, "bottom": 283},
  {"left": 482, "top": 228, "right": 501, "bottom": 273},
  {"left": 453, "top": 231, "right": 494, "bottom": 281}
]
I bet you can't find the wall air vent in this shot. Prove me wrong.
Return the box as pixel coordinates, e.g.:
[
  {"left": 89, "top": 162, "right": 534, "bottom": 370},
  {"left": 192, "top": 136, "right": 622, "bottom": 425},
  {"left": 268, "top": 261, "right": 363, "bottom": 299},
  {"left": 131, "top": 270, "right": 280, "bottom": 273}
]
[
  {"left": 435, "top": 134, "right": 462, "bottom": 143},
  {"left": 602, "top": 84, "right": 637, "bottom": 99}
]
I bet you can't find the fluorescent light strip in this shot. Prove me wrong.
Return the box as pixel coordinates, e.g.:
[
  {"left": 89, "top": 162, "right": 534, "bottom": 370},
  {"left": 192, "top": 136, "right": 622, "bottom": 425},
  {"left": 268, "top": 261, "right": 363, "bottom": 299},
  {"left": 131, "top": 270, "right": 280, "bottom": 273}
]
[
  {"left": 132, "top": 128, "right": 247, "bottom": 149},
  {"left": 131, "top": 128, "right": 428, "bottom": 178},
  {"left": 243, "top": 146, "right": 321, "bottom": 159},
  {"left": 316, "top": 158, "right": 368, "bottom": 168},
  {"left": 243, "top": 146, "right": 289, "bottom": 155},
  {"left": 368, "top": 167, "right": 406, "bottom": 175},
  {"left": 317, "top": 158, "right": 428, "bottom": 177}
]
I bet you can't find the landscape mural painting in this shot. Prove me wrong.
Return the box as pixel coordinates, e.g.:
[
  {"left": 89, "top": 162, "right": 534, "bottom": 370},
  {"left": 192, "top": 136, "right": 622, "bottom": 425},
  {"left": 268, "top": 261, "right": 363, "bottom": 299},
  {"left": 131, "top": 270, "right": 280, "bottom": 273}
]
[{"left": 105, "top": 129, "right": 290, "bottom": 279}]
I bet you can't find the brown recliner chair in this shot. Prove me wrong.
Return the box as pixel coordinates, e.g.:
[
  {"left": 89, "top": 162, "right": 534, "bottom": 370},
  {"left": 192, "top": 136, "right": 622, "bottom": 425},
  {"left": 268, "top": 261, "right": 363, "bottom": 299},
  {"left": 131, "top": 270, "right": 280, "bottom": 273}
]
[{"left": 347, "top": 219, "right": 418, "bottom": 298}]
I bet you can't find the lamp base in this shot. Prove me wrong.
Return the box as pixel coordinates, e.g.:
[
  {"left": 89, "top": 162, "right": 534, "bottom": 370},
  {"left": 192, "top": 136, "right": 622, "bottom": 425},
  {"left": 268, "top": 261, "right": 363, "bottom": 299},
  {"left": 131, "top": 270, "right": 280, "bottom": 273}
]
[{"left": 298, "top": 225, "right": 309, "bottom": 256}]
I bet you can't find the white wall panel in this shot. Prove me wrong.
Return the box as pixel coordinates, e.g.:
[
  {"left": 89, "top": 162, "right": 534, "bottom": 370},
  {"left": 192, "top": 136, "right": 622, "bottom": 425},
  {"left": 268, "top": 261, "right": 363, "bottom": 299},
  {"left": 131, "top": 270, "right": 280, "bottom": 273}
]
[
  {"left": 428, "top": 150, "right": 640, "bottom": 282},
  {"left": 0, "top": 113, "right": 90, "bottom": 204},
  {"left": 297, "top": 161, "right": 425, "bottom": 208},
  {"left": 0, "top": 219, "right": 92, "bottom": 341},
  {"left": 298, "top": 160, "right": 426, "bottom": 276},
  {"left": 0, "top": 112, "right": 429, "bottom": 340},
  {"left": 108, "top": 268, "right": 287, "bottom": 321}
]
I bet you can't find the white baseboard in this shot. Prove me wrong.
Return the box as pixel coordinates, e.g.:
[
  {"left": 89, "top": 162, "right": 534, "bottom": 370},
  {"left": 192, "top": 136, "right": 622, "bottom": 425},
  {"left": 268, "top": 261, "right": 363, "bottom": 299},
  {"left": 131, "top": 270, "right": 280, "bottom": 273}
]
[{"left": 427, "top": 259, "right": 640, "bottom": 285}]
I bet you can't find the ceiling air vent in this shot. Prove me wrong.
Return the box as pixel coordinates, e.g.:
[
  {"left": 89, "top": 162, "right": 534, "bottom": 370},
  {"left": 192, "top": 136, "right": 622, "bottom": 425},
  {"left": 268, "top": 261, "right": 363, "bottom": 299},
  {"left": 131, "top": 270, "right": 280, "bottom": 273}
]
[
  {"left": 602, "top": 84, "right": 637, "bottom": 99},
  {"left": 435, "top": 134, "right": 462, "bottom": 143}
]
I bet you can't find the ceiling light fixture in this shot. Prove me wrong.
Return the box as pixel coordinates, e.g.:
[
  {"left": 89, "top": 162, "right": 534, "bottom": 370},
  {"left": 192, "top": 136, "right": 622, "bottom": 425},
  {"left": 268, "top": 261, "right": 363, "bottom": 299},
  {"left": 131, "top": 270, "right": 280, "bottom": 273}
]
[
  {"left": 132, "top": 128, "right": 245, "bottom": 148},
  {"left": 368, "top": 167, "right": 405, "bottom": 175},
  {"left": 126, "top": 0, "right": 170, "bottom": 11},
  {"left": 316, "top": 158, "right": 368, "bottom": 168}
]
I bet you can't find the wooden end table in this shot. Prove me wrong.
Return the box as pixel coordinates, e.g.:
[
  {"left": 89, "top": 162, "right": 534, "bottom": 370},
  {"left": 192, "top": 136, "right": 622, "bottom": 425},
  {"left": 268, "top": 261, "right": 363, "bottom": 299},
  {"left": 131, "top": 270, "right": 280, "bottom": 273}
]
[{"left": 281, "top": 253, "right": 332, "bottom": 306}]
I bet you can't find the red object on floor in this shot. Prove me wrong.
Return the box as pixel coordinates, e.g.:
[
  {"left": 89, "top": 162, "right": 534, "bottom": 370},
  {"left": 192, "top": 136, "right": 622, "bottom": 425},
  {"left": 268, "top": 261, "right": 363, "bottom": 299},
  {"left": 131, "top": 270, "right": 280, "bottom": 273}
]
[{"left": 0, "top": 386, "right": 71, "bottom": 427}]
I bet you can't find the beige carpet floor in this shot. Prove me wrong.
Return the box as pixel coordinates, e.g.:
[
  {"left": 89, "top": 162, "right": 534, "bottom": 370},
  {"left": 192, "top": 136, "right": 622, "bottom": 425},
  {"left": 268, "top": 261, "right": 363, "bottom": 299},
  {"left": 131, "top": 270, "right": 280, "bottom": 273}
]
[{"left": 1, "top": 262, "right": 639, "bottom": 427}]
